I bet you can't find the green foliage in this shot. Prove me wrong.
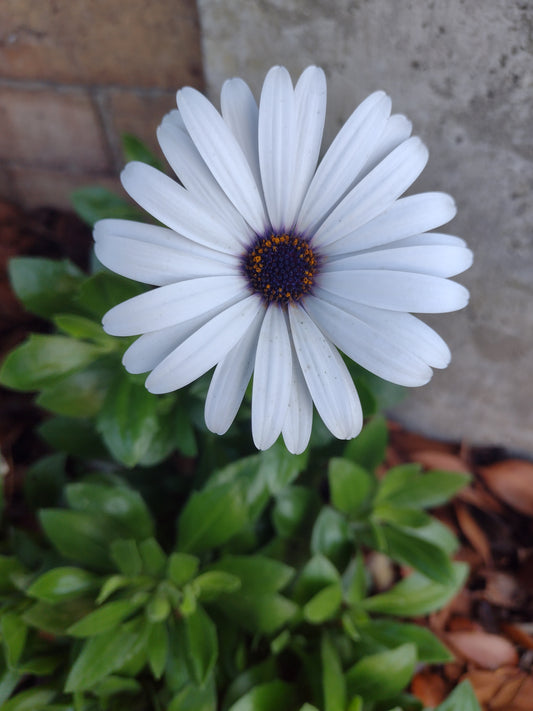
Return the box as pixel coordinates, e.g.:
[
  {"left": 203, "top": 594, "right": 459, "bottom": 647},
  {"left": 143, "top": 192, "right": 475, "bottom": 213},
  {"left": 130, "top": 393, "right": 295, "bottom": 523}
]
[
  {"left": 71, "top": 186, "right": 145, "bottom": 226},
  {"left": 0, "top": 235, "right": 479, "bottom": 710}
]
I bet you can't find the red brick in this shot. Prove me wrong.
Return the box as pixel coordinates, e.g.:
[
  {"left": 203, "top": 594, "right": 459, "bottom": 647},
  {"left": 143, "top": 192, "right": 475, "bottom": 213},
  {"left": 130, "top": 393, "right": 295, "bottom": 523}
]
[
  {"left": 10, "top": 165, "right": 121, "bottom": 210},
  {"left": 0, "top": 0, "right": 203, "bottom": 90},
  {"left": 103, "top": 89, "right": 176, "bottom": 168},
  {"left": 0, "top": 87, "right": 111, "bottom": 173}
]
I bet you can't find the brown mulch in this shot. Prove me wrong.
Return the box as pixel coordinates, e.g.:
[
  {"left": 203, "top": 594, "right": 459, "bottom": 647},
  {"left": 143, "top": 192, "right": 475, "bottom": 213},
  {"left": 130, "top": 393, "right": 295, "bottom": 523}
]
[
  {"left": 385, "top": 428, "right": 533, "bottom": 709},
  {"left": 1, "top": 200, "right": 532, "bottom": 709}
]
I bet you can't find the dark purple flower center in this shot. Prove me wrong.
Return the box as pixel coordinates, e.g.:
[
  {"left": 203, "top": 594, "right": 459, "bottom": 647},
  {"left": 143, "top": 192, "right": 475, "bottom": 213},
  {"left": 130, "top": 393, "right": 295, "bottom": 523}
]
[{"left": 243, "top": 233, "right": 319, "bottom": 304}]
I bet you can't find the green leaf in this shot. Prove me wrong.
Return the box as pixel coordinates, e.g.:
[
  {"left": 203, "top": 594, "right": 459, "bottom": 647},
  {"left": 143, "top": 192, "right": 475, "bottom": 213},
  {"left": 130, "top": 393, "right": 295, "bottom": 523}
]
[
  {"left": 140, "top": 538, "right": 167, "bottom": 577},
  {"left": 175, "top": 401, "right": 198, "bottom": 457},
  {"left": 346, "top": 643, "right": 416, "bottom": 701},
  {"left": 177, "top": 482, "right": 248, "bottom": 554},
  {"left": 77, "top": 270, "right": 146, "bottom": 319},
  {"left": 8, "top": 256, "right": 84, "bottom": 319},
  {"left": 377, "top": 467, "right": 471, "bottom": 509},
  {"left": 36, "top": 359, "right": 115, "bottom": 417},
  {"left": 362, "top": 562, "right": 469, "bottom": 617},
  {"left": 1, "top": 612, "right": 27, "bottom": 667},
  {"left": 39, "top": 509, "right": 120, "bottom": 569},
  {"left": 122, "top": 134, "right": 165, "bottom": 171},
  {"left": 71, "top": 186, "right": 145, "bottom": 226},
  {"left": 96, "top": 373, "right": 160, "bottom": 467},
  {"left": 27, "top": 567, "right": 98, "bottom": 602},
  {"left": 110, "top": 539, "right": 142, "bottom": 576},
  {"left": 148, "top": 621, "right": 168, "bottom": 679},
  {"left": 328, "top": 458, "right": 374, "bottom": 517},
  {"left": 358, "top": 620, "right": 453, "bottom": 663},
  {"left": 311, "top": 507, "right": 353, "bottom": 568},
  {"left": 53, "top": 313, "right": 112, "bottom": 342},
  {"left": 65, "top": 626, "right": 138, "bottom": 691},
  {"left": 92, "top": 675, "right": 141, "bottom": 697},
  {"left": 167, "top": 552, "right": 198, "bottom": 587},
  {"left": 293, "top": 554, "right": 340, "bottom": 604},
  {"left": 0, "top": 669, "right": 21, "bottom": 707},
  {"left": 342, "top": 550, "right": 368, "bottom": 605},
  {"left": 373, "top": 504, "right": 432, "bottom": 528},
  {"left": 377, "top": 523, "right": 455, "bottom": 585},
  {"left": 227, "top": 680, "right": 297, "bottom": 711},
  {"left": 209, "top": 555, "right": 294, "bottom": 594},
  {"left": 343, "top": 415, "right": 388, "bottom": 471},
  {"left": 66, "top": 482, "right": 154, "bottom": 541},
  {"left": 38, "top": 416, "right": 106, "bottom": 459},
  {"left": 67, "top": 598, "right": 144, "bottom": 637},
  {"left": 0, "top": 557, "right": 24, "bottom": 594},
  {"left": 23, "top": 453, "right": 66, "bottom": 509},
  {"left": 23, "top": 597, "right": 93, "bottom": 635},
  {"left": 97, "top": 574, "right": 130, "bottom": 604},
  {"left": 272, "top": 486, "right": 318, "bottom": 538},
  {"left": 411, "top": 518, "right": 459, "bottom": 556},
  {"left": 183, "top": 606, "right": 218, "bottom": 686},
  {"left": 192, "top": 571, "right": 241, "bottom": 601},
  {"left": 205, "top": 455, "right": 267, "bottom": 522},
  {"left": 0, "top": 335, "right": 106, "bottom": 391},
  {"left": 146, "top": 585, "right": 171, "bottom": 622},
  {"left": 2, "top": 687, "right": 55, "bottom": 711},
  {"left": 215, "top": 591, "right": 298, "bottom": 635},
  {"left": 435, "top": 680, "right": 481, "bottom": 711},
  {"left": 136, "top": 398, "right": 182, "bottom": 466},
  {"left": 169, "top": 678, "right": 217, "bottom": 711},
  {"left": 223, "top": 658, "right": 278, "bottom": 710},
  {"left": 258, "top": 441, "right": 308, "bottom": 494},
  {"left": 321, "top": 632, "right": 346, "bottom": 711},
  {"left": 304, "top": 583, "right": 342, "bottom": 624}
]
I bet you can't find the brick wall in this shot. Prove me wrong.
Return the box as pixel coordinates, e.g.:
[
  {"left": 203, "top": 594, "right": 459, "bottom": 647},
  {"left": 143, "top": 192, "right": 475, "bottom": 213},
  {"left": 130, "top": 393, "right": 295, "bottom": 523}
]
[{"left": 0, "top": 0, "right": 204, "bottom": 208}]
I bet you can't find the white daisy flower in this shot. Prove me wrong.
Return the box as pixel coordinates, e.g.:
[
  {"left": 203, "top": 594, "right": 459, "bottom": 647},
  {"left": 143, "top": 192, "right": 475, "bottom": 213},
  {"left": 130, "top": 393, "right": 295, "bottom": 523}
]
[{"left": 95, "top": 65, "right": 472, "bottom": 455}]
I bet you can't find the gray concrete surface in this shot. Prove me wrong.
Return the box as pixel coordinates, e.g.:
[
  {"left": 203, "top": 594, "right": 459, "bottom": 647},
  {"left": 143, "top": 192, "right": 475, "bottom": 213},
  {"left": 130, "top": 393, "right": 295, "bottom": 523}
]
[{"left": 197, "top": 0, "right": 533, "bottom": 453}]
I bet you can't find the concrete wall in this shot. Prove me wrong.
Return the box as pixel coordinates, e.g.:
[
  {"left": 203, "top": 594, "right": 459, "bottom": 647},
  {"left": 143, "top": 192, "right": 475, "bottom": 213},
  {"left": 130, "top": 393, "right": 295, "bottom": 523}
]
[
  {"left": 0, "top": 0, "right": 203, "bottom": 207},
  {"left": 197, "top": 0, "right": 533, "bottom": 453}
]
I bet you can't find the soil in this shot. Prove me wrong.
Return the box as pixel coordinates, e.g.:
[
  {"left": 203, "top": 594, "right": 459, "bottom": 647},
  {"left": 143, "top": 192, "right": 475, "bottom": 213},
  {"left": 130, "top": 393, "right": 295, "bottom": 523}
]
[{"left": 1, "top": 200, "right": 532, "bottom": 710}]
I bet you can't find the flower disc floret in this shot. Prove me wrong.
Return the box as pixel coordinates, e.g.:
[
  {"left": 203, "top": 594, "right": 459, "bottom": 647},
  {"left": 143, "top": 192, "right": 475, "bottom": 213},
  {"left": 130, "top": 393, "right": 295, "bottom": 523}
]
[{"left": 243, "top": 233, "right": 318, "bottom": 304}]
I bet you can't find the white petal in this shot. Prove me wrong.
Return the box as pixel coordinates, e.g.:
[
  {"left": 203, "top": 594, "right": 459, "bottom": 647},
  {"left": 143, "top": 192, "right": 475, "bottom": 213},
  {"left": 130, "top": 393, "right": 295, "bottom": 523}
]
[
  {"left": 258, "top": 66, "right": 297, "bottom": 231},
  {"left": 102, "top": 275, "right": 248, "bottom": 336},
  {"left": 289, "top": 66, "right": 327, "bottom": 227},
  {"left": 385, "top": 232, "right": 467, "bottom": 249},
  {"left": 324, "top": 244, "right": 474, "bottom": 278},
  {"left": 220, "top": 78, "right": 264, "bottom": 197},
  {"left": 312, "top": 137, "right": 429, "bottom": 249},
  {"left": 146, "top": 295, "right": 263, "bottom": 393},
  {"left": 281, "top": 351, "right": 313, "bottom": 455},
  {"left": 359, "top": 113, "right": 412, "bottom": 179},
  {"left": 288, "top": 305, "right": 362, "bottom": 440},
  {"left": 177, "top": 87, "right": 268, "bottom": 234},
  {"left": 317, "top": 269, "right": 470, "bottom": 313},
  {"left": 313, "top": 292, "right": 451, "bottom": 369},
  {"left": 323, "top": 192, "right": 457, "bottom": 256},
  {"left": 252, "top": 305, "right": 292, "bottom": 450},
  {"left": 94, "top": 219, "right": 235, "bottom": 265},
  {"left": 304, "top": 296, "right": 433, "bottom": 386},
  {"left": 157, "top": 111, "right": 251, "bottom": 240},
  {"left": 95, "top": 234, "right": 238, "bottom": 286},
  {"left": 204, "top": 314, "right": 264, "bottom": 435},
  {"left": 121, "top": 162, "right": 243, "bottom": 254},
  {"left": 122, "top": 311, "right": 219, "bottom": 374},
  {"left": 297, "top": 91, "right": 391, "bottom": 235}
]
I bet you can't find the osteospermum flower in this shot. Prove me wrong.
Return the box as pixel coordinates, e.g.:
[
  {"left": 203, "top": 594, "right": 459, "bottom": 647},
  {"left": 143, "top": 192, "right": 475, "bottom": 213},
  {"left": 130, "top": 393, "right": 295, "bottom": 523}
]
[{"left": 95, "top": 66, "right": 472, "bottom": 454}]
